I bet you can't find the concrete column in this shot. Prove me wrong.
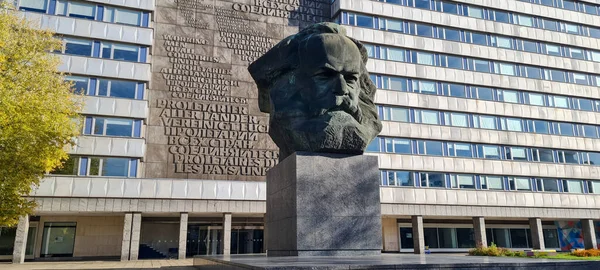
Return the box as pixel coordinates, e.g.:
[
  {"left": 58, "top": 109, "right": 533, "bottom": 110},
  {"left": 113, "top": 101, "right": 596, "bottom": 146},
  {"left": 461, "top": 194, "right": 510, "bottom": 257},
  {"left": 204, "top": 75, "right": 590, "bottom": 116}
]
[
  {"left": 129, "top": 213, "right": 142, "bottom": 260},
  {"left": 582, "top": 219, "right": 598, "bottom": 250},
  {"left": 223, "top": 213, "right": 232, "bottom": 255},
  {"left": 11, "top": 215, "right": 29, "bottom": 264},
  {"left": 473, "top": 217, "right": 487, "bottom": 248},
  {"left": 412, "top": 215, "right": 425, "bottom": 254},
  {"left": 120, "top": 213, "right": 133, "bottom": 261},
  {"left": 529, "top": 218, "right": 545, "bottom": 250},
  {"left": 178, "top": 213, "right": 188, "bottom": 259},
  {"left": 382, "top": 218, "right": 399, "bottom": 252}
]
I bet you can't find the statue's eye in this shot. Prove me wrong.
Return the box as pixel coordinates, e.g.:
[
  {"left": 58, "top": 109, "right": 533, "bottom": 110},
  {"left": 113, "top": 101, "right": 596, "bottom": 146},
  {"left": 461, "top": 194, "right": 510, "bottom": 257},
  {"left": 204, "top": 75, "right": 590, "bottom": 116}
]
[
  {"left": 316, "top": 69, "right": 337, "bottom": 78},
  {"left": 344, "top": 74, "right": 359, "bottom": 84}
]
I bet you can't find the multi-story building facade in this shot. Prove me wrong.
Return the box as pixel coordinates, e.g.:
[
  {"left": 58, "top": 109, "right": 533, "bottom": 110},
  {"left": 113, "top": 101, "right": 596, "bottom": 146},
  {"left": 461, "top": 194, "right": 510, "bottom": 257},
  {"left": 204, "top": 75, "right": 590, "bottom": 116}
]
[{"left": 2, "top": 0, "right": 600, "bottom": 263}]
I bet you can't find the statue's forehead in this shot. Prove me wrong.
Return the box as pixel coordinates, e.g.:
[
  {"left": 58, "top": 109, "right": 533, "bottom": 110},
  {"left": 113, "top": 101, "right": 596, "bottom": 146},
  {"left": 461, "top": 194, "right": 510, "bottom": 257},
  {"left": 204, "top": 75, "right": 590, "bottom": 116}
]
[{"left": 298, "top": 34, "right": 362, "bottom": 73}]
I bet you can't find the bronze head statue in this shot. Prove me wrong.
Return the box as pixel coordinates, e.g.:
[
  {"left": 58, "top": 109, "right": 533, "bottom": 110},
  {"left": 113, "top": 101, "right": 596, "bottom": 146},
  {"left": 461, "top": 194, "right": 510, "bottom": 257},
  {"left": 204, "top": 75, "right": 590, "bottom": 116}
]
[{"left": 248, "top": 23, "right": 382, "bottom": 160}]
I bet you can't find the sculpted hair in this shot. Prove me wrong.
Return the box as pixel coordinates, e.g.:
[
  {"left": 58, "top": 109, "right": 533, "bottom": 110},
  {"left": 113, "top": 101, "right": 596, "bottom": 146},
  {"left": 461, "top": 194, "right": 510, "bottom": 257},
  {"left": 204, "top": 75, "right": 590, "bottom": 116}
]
[{"left": 248, "top": 22, "right": 377, "bottom": 120}]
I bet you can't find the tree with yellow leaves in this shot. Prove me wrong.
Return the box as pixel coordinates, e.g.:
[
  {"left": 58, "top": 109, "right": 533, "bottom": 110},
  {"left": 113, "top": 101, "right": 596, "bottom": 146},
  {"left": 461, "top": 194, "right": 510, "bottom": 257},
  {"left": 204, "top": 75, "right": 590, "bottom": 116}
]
[{"left": 0, "top": 3, "right": 81, "bottom": 226}]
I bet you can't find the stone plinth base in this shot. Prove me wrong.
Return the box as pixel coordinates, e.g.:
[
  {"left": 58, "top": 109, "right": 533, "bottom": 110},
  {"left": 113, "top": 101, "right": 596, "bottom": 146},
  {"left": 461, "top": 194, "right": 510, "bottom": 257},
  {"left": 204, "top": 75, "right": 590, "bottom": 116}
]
[{"left": 266, "top": 152, "right": 382, "bottom": 257}]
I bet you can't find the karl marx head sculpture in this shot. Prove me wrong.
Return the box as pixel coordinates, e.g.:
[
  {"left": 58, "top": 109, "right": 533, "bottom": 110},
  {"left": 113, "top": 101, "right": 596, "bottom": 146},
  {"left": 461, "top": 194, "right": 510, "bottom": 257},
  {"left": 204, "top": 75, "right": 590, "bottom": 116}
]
[{"left": 248, "top": 23, "right": 382, "bottom": 160}]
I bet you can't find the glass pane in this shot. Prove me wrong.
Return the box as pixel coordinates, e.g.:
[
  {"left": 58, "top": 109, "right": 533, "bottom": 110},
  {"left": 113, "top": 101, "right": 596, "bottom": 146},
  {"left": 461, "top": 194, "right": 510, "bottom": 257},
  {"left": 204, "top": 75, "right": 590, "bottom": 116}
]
[
  {"left": 416, "top": 52, "right": 434, "bottom": 65},
  {"left": 356, "top": 14, "right": 373, "bottom": 28},
  {"left": 479, "top": 116, "right": 496, "bottom": 129},
  {"left": 392, "top": 139, "right": 411, "bottom": 154},
  {"left": 516, "top": 178, "right": 531, "bottom": 191},
  {"left": 566, "top": 180, "right": 583, "bottom": 193},
  {"left": 388, "top": 48, "right": 405, "bottom": 61},
  {"left": 391, "top": 107, "right": 409, "bottom": 122},
  {"left": 455, "top": 143, "right": 472, "bottom": 158},
  {"left": 543, "top": 229, "right": 560, "bottom": 249},
  {"left": 93, "top": 118, "right": 105, "bottom": 135},
  {"left": 416, "top": 24, "right": 433, "bottom": 37},
  {"left": 105, "top": 118, "right": 133, "bottom": 136},
  {"left": 532, "top": 120, "right": 549, "bottom": 134},
  {"left": 420, "top": 110, "right": 439, "bottom": 125},
  {"left": 101, "top": 158, "right": 129, "bottom": 177},
  {"left": 64, "top": 38, "right": 92, "bottom": 56},
  {"left": 387, "top": 19, "right": 403, "bottom": 32},
  {"left": 428, "top": 173, "right": 445, "bottom": 188},
  {"left": 473, "top": 60, "right": 490, "bottom": 73},
  {"left": 510, "top": 229, "right": 529, "bottom": 248},
  {"left": 481, "top": 145, "right": 500, "bottom": 159},
  {"left": 500, "top": 90, "right": 519, "bottom": 103},
  {"left": 505, "top": 118, "right": 522, "bottom": 131},
  {"left": 109, "top": 80, "right": 137, "bottom": 99},
  {"left": 456, "top": 228, "right": 475, "bottom": 248},
  {"left": 66, "top": 76, "right": 88, "bottom": 94},
  {"left": 458, "top": 175, "right": 475, "bottom": 189},
  {"left": 517, "top": 15, "right": 533, "bottom": 27},
  {"left": 527, "top": 93, "right": 544, "bottom": 106},
  {"left": 534, "top": 149, "right": 554, "bottom": 162},
  {"left": 69, "top": 2, "right": 95, "bottom": 19},
  {"left": 112, "top": 44, "right": 139, "bottom": 61},
  {"left": 450, "top": 113, "right": 468, "bottom": 127},
  {"left": 41, "top": 223, "right": 76, "bottom": 256},
  {"left": 389, "top": 77, "right": 407, "bottom": 91},
  {"left": 396, "top": 171, "right": 414, "bottom": 187},
  {"left": 51, "top": 155, "right": 80, "bottom": 175},
  {"left": 115, "top": 8, "right": 141, "bottom": 26},
  {"left": 476, "top": 87, "right": 494, "bottom": 101},
  {"left": 98, "top": 79, "right": 109, "bottom": 96},
  {"left": 0, "top": 227, "right": 16, "bottom": 255},
  {"left": 424, "top": 228, "right": 439, "bottom": 248},
  {"left": 542, "top": 179, "right": 559, "bottom": 192},
  {"left": 20, "top": 0, "right": 48, "bottom": 11},
  {"left": 467, "top": 6, "right": 483, "bottom": 18},
  {"left": 448, "top": 84, "right": 466, "bottom": 97},
  {"left": 438, "top": 228, "right": 457, "bottom": 248},
  {"left": 89, "top": 157, "right": 101, "bottom": 176},
  {"left": 425, "top": 141, "right": 443, "bottom": 156},
  {"left": 486, "top": 176, "right": 503, "bottom": 190}
]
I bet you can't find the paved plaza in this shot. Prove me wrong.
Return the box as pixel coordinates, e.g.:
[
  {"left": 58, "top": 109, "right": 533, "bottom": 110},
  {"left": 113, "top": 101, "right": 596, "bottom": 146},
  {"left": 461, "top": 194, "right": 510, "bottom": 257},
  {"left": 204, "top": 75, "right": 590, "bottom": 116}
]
[{"left": 0, "top": 259, "right": 196, "bottom": 270}]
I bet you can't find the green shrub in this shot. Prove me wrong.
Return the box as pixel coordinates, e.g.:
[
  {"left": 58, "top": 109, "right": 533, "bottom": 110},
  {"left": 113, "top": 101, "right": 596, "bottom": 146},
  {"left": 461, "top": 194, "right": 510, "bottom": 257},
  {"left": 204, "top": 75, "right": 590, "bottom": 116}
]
[{"left": 469, "top": 243, "right": 515, "bottom": 257}]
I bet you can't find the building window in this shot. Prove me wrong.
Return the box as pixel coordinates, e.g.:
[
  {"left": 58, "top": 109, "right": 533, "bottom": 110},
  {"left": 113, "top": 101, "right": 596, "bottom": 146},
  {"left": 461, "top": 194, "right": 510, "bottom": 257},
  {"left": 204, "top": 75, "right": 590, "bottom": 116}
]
[
  {"left": 413, "top": 80, "right": 437, "bottom": 95},
  {"left": 506, "top": 147, "right": 528, "bottom": 161},
  {"left": 481, "top": 176, "right": 504, "bottom": 190},
  {"left": 104, "top": 7, "right": 142, "bottom": 26},
  {"left": 88, "top": 157, "right": 132, "bottom": 177},
  {"left": 384, "top": 138, "right": 411, "bottom": 154},
  {"left": 536, "top": 178, "right": 559, "bottom": 192},
  {"left": 420, "top": 172, "right": 446, "bottom": 188},
  {"left": 388, "top": 77, "right": 408, "bottom": 91},
  {"left": 91, "top": 117, "right": 135, "bottom": 137},
  {"left": 509, "top": 177, "right": 531, "bottom": 191},
  {"left": 588, "top": 181, "right": 600, "bottom": 194},
  {"left": 532, "top": 148, "right": 554, "bottom": 163},
  {"left": 557, "top": 150, "right": 579, "bottom": 164},
  {"left": 382, "top": 171, "right": 415, "bottom": 187},
  {"left": 477, "top": 145, "right": 501, "bottom": 159},
  {"left": 418, "top": 140, "right": 443, "bottom": 156},
  {"left": 448, "top": 143, "right": 472, "bottom": 158},
  {"left": 41, "top": 222, "right": 76, "bottom": 257},
  {"left": 56, "top": 1, "right": 96, "bottom": 19},
  {"left": 50, "top": 155, "right": 80, "bottom": 175},
  {"left": 19, "top": 0, "right": 48, "bottom": 12},
  {"left": 97, "top": 79, "right": 138, "bottom": 99},
  {"left": 62, "top": 38, "right": 93, "bottom": 57},
  {"left": 498, "top": 90, "right": 519, "bottom": 103},
  {"left": 502, "top": 118, "right": 523, "bottom": 132},
  {"left": 416, "top": 110, "right": 440, "bottom": 125},
  {"left": 444, "top": 113, "right": 469, "bottom": 127},
  {"left": 416, "top": 52, "right": 434, "bottom": 65},
  {"left": 451, "top": 175, "right": 476, "bottom": 189},
  {"left": 563, "top": 180, "right": 584, "bottom": 193},
  {"left": 101, "top": 43, "right": 140, "bottom": 62},
  {"left": 583, "top": 152, "right": 600, "bottom": 165},
  {"left": 65, "top": 76, "right": 88, "bottom": 94}
]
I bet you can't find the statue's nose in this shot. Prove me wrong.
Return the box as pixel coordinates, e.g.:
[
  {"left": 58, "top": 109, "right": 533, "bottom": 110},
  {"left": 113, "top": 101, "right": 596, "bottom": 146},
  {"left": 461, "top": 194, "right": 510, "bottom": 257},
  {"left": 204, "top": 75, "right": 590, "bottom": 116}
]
[{"left": 333, "top": 75, "right": 349, "bottom": 96}]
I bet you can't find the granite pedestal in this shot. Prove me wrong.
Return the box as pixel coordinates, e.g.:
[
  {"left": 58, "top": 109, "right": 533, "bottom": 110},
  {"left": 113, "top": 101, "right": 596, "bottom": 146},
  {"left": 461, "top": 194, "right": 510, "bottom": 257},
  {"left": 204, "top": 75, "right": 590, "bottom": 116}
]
[{"left": 265, "top": 152, "right": 381, "bottom": 257}]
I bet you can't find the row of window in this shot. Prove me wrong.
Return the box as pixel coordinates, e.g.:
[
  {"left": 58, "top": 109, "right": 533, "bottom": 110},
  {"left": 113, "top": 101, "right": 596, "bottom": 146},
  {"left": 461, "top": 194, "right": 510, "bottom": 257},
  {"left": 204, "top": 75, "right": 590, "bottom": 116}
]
[
  {"left": 375, "top": 0, "right": 600, "bottom": 39},
  {"left": 339, "top": 12, "right": 600, "bottom": 63},
  {"left": 58, "top": 37, "right": 147, "bottom": 63},
  {"left": 368, "top": 136, "right": 600, "bottom": 166},
  {"left": 66, "top": 76, "right": 144, "bottom": 100},
  {"left": 380, "top": 170, "right": 597, "bottom": 194},
  {"left": 362, "top": 41, "right": 600, "bottom": 86},
  {"left": 52, "top": 155, "right": 138, "bottom": 177},
  {"left": 378, "top": 105, "right": 600, "bottom": 138},
  {"left": 371, "top": 74, "right": 600, "bottom": 113},
  {"left": 83, "top": 116, "right": 143, "bottom": 138},
  {"left": 518, "top": 0, "right": 600, "bottom": 16},
  {"left": 399, "top": 227, "right": 559, "bottom": 250},
  {"left": 19, "top": 0, "right": 150, "bottom": 27}
]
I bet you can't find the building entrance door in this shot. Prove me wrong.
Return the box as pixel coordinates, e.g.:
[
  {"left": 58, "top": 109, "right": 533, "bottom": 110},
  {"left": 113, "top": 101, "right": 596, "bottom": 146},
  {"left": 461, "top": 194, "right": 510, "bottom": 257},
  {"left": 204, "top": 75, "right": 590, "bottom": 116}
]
[{"left": 186, "top": 225, "right": 223, "bottom": 256}]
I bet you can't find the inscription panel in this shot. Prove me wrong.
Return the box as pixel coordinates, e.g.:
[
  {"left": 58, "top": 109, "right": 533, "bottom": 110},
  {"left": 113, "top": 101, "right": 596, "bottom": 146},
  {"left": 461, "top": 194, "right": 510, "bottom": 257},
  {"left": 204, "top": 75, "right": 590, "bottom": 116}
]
[{"left": 148, "top": 0, "right": 331, "bottom": 180}]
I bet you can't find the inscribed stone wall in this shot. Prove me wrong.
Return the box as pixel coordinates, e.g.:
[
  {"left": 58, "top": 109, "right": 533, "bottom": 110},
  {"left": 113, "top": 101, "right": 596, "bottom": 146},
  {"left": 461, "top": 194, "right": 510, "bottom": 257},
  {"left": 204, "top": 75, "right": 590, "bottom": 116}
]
[{"left": 146, "top": 0, "right": 331, "bottom": 181}]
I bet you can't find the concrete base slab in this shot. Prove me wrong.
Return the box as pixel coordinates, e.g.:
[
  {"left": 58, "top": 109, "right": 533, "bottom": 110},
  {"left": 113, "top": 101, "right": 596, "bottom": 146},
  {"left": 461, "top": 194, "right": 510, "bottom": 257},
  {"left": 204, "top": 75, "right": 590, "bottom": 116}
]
[
  {"left": 194, "top": 254, "right": 600, "bottom": 270},
  {"left": 266, "top": 152, "right": 381, "bottom": 257}
]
